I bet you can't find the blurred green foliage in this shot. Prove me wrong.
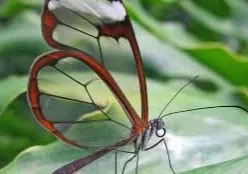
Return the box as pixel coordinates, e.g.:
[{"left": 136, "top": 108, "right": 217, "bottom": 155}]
[{"left": 0, "top": 0, "right": 248, "bottom": 173}]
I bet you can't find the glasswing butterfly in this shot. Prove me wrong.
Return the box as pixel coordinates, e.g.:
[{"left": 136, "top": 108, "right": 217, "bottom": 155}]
[{"left": 27, "top": 0, "right": 248, "bottom": 173}]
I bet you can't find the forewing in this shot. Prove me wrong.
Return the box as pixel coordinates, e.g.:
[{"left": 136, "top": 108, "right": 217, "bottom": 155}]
[
  {"left": 42, "top": 0, "right": 148, "bottom": 123},
  {"left": 28, "top": 51, "right": 139, "bottom": 149}
]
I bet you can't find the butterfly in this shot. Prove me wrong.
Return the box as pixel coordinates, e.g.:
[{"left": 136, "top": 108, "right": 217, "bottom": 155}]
[{"left": 27, "top": 0, "right": 248, "bottom": 174}]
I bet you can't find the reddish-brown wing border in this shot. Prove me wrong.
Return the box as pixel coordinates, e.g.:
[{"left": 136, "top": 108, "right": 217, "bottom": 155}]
[
  {"left": 52, "top": 136, "right": 134, "bottom": 174},
  {"left": 42, "top": 0, "right": 149, "bottom": 125},
  {"left": 28, "top": 50, "right": 145, "bottom": 148}
]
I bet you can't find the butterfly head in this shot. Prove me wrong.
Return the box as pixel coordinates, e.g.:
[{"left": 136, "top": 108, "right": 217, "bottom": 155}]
[{"left": 150, "top": 118, "right": 166, "bottom": 137}]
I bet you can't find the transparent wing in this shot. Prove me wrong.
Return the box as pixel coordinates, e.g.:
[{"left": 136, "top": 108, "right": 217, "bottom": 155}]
[
  {"left": 28, "top": 51, "right": 142, "bottom": 149},
  {"left": 42, "top": 0, "right": 148, "bottom": 123}
]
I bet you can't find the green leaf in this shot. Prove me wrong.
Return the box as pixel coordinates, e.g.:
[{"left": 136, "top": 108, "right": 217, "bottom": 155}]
[
  {"left": 226, "top": 0, "right": 248, "bottom": 42},
  {"left": 161, "top": 22, "right": 199, "bottom": 47},
  {"left": 182, "top": 154, "right": 248, "bottom": 174},
  {"left": 141, "top": 0, "right": 178, "bottom": 20},
  {"left": 0, "top": 11, "right": 50, "bottom": 77},
  {"left": 0, "top": 76, "right": 55, "bottom": 167},
  {"left": 0, "top": 0, "right": 42, "bottom": 18},
  {"left": 0, "top": 76, "right": 27, "bottom": 116},
  {"left": 191, "top": 0, "right": 230, "bottom": 17},
  {"left": 185, "top": 44, "right": 248, "bottom": 86},
  {"left": 180, "top": 0, "right": 234, "bottom": 36},
  {"left": 0, "top": 11, "right": 49, "bottom": 58},
  {"left": 125, "top": 0, "right": 248, "bottom": 99},
  {"left": 238, "top": 87, "right": 248, "bottom": 106},
  {"left": 180, "top": 0, "right": 248, "bottom": 44},
  {"left": 0, "top": 101, "right": 55, "bottom": 167},
  {"left": 1, "top": 73, "right": 248, "bottom": 173}
]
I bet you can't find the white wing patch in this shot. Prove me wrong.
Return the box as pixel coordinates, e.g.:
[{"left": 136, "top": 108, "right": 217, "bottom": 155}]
[
  {"left": 48, "top": 0, "right": 127, "bottom": 23},
  {"left": 48, "top": 0, "right": 62, "bottom": 10}
]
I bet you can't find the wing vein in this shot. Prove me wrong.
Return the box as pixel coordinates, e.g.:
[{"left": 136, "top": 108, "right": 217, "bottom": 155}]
[
  {"left": 57, "top": 20, "right": 97, "bottom": 39},
  {"left": 41, "top": 92, "right": 93, "bottom": 105},
  {"left": 51, "top": 66, "right": 131, "bottom": 130}
]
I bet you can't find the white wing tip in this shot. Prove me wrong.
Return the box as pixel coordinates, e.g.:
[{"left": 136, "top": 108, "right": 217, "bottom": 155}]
[
  {"left": 112, "top": 1, "right": 127, "bottom": 21},
  {"left": 48, "top": 0, "right": 62, "bottom": 10}
]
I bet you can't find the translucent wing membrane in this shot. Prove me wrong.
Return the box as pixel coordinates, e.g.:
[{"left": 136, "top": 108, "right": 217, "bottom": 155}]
[
  {"left": 42, "top": 0, "right": 148, "bottom": 123},
  {"left": 28, "top": 51, "right": 142, "bottom": 148}
]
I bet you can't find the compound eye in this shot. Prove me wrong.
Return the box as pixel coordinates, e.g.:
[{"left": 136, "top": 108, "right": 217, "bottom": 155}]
[{"left": 156, "top": 128, "right": 166, "bottom": 137}]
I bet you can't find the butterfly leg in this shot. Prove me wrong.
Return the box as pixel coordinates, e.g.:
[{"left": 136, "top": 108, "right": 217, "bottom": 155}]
[
  {"left": 135, "top": 150, "right": 140, "bottom": 174},
  {"left": 115, "top": 146, "right": 140, "bottom": 174},
  {"left": 144, "top": 139, "right": 176, "bottom": 174},
  {"left": 115, "top": 149, "right": 135, "bottom": 174}
]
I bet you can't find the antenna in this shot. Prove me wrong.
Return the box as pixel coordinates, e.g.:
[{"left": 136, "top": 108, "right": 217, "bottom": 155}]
[
  {"left": 158, "top": 76, "right": 199, "bottom": 118},
  {"left": 160, "top": 105, "right": 248, "bottom": 119}
]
